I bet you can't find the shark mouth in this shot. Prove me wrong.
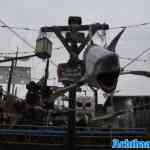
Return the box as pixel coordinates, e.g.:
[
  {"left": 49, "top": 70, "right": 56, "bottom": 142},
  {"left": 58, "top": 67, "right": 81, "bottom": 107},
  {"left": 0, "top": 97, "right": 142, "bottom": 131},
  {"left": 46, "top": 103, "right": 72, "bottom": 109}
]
[{"left": 96, "top": 70, "right": 120, "bottom": 93}]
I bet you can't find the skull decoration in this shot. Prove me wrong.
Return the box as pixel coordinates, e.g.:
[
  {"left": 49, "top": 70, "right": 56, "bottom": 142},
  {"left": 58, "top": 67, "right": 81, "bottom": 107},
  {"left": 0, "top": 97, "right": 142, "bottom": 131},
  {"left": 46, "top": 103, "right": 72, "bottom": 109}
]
[{"left": 76, "top": 96, "right": 95, "bottom": 122}]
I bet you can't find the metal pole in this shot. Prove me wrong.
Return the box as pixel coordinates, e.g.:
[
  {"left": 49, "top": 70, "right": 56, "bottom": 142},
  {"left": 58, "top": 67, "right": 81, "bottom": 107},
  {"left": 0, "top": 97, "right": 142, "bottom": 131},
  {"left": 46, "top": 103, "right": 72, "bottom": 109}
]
[
  {"left": 67, "top": 87, "right": 76, "bottom": 150},
  {"left": 44, "top": 58, "right": 49, "bottom": 86},
  {"left": 90, "top": 87, "right": 98, "bottom": 114},
  {"left": 12, "top": 47, "right": 19, "bottom": 95},
  {"left": 94, "top": 89, "right": 98, "bottom": 112},
  {"left": 7, "top": 60, "right": 15, "bottom": 96},
  {"left": 67, "top": 42, "right": 77, "bottom": 150}
]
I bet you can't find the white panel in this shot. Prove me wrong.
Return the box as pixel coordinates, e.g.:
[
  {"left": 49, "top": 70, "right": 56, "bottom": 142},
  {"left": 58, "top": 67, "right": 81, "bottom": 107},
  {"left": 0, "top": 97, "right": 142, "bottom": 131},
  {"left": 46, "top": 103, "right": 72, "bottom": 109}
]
[{"left": 0, "top": 66, "right": 31, "bottom": 84}]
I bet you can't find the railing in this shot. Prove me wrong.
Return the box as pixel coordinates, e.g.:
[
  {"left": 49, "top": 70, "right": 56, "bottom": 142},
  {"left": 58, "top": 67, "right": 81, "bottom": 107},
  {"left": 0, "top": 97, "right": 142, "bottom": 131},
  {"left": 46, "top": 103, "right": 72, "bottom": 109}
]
[{"left": 0, "top": 126, "right": 149, "bottom": 149}]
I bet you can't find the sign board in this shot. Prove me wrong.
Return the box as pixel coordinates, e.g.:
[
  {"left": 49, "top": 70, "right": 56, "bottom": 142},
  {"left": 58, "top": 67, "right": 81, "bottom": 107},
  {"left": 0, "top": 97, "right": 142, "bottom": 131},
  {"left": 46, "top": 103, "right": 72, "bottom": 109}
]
[
  {"left": 0, "top": 66, "right": 31, "bottom": 84},
  {"left": 57, "top": 61, "right": 85, "bottom": 84}
]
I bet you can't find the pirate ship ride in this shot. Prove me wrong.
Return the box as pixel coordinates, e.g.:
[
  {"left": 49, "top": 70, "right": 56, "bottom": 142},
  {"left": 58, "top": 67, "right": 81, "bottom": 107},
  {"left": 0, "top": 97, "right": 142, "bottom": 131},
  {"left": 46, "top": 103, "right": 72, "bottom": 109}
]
[{"left": 0, "top": 16, "right": 150, "bottom": 150}]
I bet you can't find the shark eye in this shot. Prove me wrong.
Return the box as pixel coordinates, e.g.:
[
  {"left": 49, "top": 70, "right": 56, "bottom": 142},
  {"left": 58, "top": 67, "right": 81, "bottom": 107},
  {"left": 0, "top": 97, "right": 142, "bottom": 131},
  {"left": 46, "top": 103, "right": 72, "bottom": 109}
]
[
  {"left": 77, "top": 102, "right": 82, "bottom": 107},
  {"left": 85, "top": 102, "right": 91, "bottom": 107}
]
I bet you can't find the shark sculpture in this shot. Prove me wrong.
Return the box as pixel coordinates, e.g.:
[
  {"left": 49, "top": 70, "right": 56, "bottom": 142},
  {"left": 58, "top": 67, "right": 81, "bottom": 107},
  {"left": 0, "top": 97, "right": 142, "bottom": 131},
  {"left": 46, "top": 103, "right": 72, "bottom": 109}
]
[{"left": 83, "top": 28, "right": 126, "bottom": 93}]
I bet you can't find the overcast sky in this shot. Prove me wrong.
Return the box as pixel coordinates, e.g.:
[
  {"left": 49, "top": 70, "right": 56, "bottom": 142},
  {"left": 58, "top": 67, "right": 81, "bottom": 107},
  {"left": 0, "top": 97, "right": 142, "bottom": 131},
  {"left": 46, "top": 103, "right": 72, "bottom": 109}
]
[{"left": 0, "top": 0, "right": 150, "bottom": 103}]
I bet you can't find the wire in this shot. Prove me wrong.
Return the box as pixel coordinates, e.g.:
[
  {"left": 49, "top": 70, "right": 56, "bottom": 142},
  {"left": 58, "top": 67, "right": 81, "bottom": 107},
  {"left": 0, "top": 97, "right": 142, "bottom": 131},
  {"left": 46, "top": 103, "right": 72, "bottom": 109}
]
[
  {"left": 0, "top": 19, "right": 58, "bottom": 67},
  {"left": 122, "top": 47, "right": 150, "bottom": 69},
  {"left": 32, "top": 77, "right": 57, "bottom": 81},
  {"left": 0, "top": 46, "right": 64, "bottom": 56},
  {"left": 0, "top": 25, "right": 39, "bottom": 31},
  {"left": 119, "top": 56, "right": 150, "bottom": 62},
  {"left": 0, "top": 21, "right": 150, "bottom": 32},
  {"left": 98, "top": 22, "right": 150, "bottom": 69},
  {"left": 0, "top": 54, "right": 36, "bottom": 63},
  {"left": 0, "top": 51, "right": 34, "bottom": 55},
  {"left": 94, "top": 29, "right": 150, "bottom": 64},
  {"left": 1, "top": 19, "right": 150, "bottom": 68},
  {"left": 109, "top": 22, "right": 150, "bottom": 30},
  {"left": 0, "top": 19, "right": 35, "bottom": 50}
]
